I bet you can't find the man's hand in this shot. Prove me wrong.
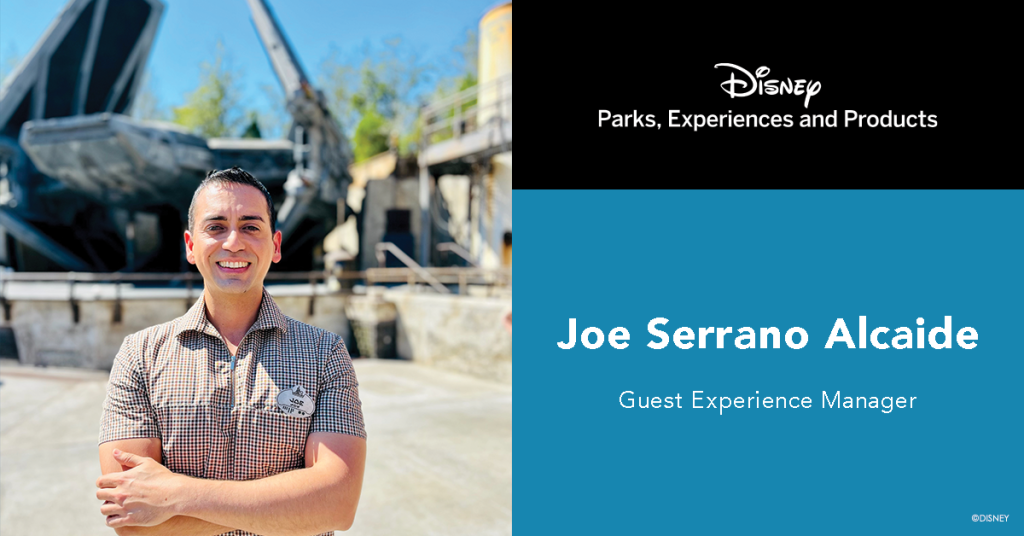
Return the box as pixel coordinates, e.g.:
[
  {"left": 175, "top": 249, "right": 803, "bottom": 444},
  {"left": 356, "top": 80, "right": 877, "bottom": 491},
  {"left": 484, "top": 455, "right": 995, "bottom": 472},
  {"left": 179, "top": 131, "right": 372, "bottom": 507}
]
[
  {"left": 94, "top": 433, "right": 365, "bottom": 535},
  {"left": 96, "top": 449, "right": 186, "bottom": 529}
]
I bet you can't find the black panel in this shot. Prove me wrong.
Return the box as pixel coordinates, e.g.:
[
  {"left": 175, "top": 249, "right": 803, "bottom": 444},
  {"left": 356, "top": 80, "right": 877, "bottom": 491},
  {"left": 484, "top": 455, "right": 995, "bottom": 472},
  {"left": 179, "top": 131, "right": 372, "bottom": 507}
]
[
  {"left": 85, "top": 0, "right": 150, "bottom": 113},
  {"left": 275, "top": 218, "right": 324, "bottom": 271},
  {"left": 44, "top": 0, "right": 95, "bottom": 118},
  {"left": 1, "top": 86, "right": 33, "bottom": 138},
  {"left": 386, "top": 209, "right": 410, "bottom": 233},
  {"left": 111, "top": 64, "right": 137, "bottom": 114},
  {"left": 0, "top": 327, "right": 19, "bottom": 359}
]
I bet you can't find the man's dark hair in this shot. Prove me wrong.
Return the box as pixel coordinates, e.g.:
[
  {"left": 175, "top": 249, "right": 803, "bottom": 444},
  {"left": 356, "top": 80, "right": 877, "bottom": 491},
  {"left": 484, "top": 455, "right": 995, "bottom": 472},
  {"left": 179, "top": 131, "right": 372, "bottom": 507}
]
[{"left": 187, "top": 167, "right": 276, "bottom": 232}]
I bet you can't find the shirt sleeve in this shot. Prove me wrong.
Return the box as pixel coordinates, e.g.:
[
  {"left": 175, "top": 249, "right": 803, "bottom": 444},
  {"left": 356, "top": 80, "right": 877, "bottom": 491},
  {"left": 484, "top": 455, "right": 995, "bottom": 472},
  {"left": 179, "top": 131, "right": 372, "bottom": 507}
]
[
  {"left": 312, "top": 334, "right": 366, "bottom": 439},
  {"left": 99, "top": 334, "right": 160, "bottom": 445}
]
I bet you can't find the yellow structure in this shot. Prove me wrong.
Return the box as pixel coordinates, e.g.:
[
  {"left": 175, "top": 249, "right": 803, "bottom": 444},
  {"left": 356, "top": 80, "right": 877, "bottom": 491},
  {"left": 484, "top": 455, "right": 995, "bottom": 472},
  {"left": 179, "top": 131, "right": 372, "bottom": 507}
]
[
  {"left": 477, "top": 2, "right": 512, "bottom": 128},
  {"left": 473, "top": 3, "right": 512, "bottom": 269}
]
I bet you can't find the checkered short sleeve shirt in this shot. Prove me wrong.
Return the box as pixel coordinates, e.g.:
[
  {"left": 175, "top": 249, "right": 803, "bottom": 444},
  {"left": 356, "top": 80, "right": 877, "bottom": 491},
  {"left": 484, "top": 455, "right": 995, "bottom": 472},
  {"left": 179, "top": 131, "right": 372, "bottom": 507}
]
[{"left": 99, "top": 288, "right": 365, "bottom": 536}]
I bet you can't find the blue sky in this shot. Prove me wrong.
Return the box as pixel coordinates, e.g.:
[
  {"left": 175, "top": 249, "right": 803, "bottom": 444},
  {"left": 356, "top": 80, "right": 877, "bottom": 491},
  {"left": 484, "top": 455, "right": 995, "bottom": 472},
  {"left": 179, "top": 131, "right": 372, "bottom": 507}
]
[{"left": 0, "top": 0, "right": 498, "bottom": 135}]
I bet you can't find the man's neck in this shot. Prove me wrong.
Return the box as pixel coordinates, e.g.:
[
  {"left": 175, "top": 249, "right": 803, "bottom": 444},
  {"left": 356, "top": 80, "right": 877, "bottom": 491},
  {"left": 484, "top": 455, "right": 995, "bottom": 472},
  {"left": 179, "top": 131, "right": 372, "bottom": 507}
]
[{"left": 203, "top": 287, "right": 263, "bottom": 345}]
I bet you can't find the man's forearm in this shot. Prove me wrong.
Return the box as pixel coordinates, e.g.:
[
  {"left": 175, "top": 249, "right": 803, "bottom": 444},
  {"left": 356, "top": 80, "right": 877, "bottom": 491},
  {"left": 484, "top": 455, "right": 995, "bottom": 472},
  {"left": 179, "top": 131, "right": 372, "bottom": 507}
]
[
  {"left": 173, "top": 464, "right": 359, "bottom": 536},
  {"left": 113, "top": 515, "right": 234, "bottom": 536}
]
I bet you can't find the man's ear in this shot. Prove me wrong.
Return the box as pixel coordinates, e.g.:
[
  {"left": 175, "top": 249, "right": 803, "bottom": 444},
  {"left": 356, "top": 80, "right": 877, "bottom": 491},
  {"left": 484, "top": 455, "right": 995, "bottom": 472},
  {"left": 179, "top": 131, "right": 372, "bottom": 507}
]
[
  {"left": 272, "top": 230, "right": 282, "bottom": 263},
  {"left": 184, "top": 230, "right": 196, "bottom": 264}
]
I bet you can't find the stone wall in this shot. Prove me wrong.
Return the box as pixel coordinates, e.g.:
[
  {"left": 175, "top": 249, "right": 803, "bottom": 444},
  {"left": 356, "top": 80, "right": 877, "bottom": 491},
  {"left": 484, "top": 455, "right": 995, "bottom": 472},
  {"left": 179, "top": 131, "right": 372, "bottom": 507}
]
[
  {"left": 1, "top": 292, "right": 351, "bottom": 370},
  {"left": 0, "top": 286, "right": 513, "bottom": 385},
  {"left": 384, "top": 290, "right": 512, "bottom": 384}
]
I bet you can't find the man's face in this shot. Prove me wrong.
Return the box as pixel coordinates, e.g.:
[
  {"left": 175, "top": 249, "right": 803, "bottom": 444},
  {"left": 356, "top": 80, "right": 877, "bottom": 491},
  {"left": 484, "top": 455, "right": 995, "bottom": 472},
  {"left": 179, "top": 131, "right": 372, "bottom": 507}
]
[{"left": 184, "top": 182, "right": 281, "bottom": 298}]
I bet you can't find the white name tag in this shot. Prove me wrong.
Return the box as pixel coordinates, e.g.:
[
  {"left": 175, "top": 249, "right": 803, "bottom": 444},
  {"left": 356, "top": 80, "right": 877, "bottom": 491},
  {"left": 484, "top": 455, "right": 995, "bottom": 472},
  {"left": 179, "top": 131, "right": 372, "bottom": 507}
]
[{"left": 277, "top": 385, "right": 315, "bottom": 417}]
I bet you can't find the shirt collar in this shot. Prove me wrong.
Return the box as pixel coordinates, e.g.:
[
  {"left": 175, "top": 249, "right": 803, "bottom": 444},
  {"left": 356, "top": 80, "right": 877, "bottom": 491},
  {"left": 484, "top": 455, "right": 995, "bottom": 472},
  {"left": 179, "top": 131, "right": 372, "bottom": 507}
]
[{"left": 178, "top": 287, "right": 288, "bottom": 338}]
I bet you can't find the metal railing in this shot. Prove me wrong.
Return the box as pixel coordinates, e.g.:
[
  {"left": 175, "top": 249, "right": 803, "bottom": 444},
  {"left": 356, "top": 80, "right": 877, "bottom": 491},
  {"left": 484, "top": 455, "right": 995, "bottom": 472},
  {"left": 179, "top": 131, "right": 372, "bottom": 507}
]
[
  {"left": 437, "top": 242, "right": 478, "bottom": 267},
  {"left": 374, "top": 243, "right": 449, "bottom": 293},
  {"left": 365, "top": 266, "right": 510, "bottom": 296},
  {"left": 420, "top": 73, "right": 512, "bottom": 145}
]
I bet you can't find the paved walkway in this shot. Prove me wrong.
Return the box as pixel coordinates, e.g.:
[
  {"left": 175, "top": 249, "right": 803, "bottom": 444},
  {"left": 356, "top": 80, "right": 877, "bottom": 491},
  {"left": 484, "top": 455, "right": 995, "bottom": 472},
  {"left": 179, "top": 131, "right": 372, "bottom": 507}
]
[{"left": 0, "top": 358, "right": 512, "bottom": 535}]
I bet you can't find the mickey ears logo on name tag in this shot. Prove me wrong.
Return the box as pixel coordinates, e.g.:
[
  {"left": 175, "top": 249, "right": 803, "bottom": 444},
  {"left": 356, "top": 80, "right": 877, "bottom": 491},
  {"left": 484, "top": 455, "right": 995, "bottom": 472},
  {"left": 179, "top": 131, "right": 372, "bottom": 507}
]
[{"left": 277, "top": 385, "right": 315, "bottom": 417}]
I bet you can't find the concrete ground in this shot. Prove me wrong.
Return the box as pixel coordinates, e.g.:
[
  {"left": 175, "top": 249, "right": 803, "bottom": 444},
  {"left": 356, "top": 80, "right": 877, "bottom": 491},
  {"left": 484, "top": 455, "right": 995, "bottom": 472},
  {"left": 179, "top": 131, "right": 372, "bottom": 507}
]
[{"left": 0, "top": 358, "right": 512, "bottom": 535}]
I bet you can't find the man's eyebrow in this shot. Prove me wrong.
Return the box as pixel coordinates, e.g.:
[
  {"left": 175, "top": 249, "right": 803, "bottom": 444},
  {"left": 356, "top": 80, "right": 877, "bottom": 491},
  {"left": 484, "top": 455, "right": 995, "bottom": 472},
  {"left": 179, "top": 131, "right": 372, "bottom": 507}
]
[
  {"left": 201, "top": 215, "right": 266, "bottom": 223},
  {"left": 199, "top": 215, "right": 264, "bottom": 221}
]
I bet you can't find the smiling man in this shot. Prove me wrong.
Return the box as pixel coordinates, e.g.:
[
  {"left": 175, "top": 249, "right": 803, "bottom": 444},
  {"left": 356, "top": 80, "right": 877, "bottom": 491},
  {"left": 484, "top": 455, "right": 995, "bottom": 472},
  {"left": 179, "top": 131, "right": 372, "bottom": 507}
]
[{"left": 96, "top": 167, "right": 366, "bottom": 536}]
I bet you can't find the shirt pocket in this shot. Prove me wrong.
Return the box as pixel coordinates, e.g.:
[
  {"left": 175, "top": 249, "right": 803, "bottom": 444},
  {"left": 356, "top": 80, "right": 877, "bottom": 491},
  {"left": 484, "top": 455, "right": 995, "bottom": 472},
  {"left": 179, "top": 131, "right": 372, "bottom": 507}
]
[
  {"left": 251, "top": 358, "right": 319, "bottom": 416},
  {"left": 237, "top": 406, "right": 311, "bottom": 478}
]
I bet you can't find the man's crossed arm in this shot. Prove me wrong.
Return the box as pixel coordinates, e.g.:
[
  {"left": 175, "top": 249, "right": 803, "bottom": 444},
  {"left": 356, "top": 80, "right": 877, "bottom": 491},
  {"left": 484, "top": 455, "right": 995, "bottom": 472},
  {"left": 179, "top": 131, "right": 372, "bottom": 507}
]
[{"left": 97, "top": 433, "right": 366, "bottom": 536}]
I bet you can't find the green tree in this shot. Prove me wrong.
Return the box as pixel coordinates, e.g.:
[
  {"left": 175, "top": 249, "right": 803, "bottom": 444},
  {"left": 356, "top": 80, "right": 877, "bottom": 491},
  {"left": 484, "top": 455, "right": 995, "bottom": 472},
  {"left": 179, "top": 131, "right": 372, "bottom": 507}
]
[
  {"left": 171, "top": 41, "right": 244, "bottom": 138},
  {"left": 315, "top": 26, "right": 482, "bottom": 161},
  {"left": 452, "top": 27, "right": 478, "bottom": 83},
  {"left": 423, "top": 28, "right": 479, "bottom": 145},
  {"left": 319, "top": 37, "right": 432, "bottom": 161},
  {"left": 349, "top": 68, "right": 397, "bottom": 161},
  {"left": 352, "top": 109, "right": 388, "bottom": 162}
]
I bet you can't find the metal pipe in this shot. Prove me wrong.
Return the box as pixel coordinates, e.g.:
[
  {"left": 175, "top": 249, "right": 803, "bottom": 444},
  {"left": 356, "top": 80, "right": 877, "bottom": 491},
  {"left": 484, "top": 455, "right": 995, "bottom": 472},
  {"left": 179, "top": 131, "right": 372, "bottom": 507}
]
[
  {"left": 437, "top": 242, "right": 478, "bottom": 267},
  {"left": 375, "top": 242, "right": 449, "bottom": 293},
  {"left": 419, "top": 158, "right": 431, "bottom": 267}
]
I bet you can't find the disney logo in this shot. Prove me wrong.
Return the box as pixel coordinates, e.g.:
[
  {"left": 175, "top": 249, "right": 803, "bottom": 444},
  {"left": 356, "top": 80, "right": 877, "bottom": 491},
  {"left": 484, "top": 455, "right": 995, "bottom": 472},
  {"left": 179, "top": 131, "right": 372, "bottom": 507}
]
[{"left": 715, "top": 63, "right": 822, "bottom": 108}]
